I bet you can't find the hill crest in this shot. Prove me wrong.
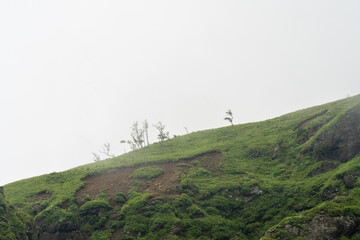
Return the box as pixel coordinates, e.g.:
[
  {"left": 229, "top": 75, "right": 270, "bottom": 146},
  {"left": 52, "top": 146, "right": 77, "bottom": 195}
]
[{"left": 2, "top": 94, "right": 360, "bottom": 240}]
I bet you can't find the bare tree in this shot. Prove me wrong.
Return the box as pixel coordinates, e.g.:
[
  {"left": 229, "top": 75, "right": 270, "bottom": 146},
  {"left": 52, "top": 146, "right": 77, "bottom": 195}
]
[
  {"left": 100, "top": 143, "right": 115, "bottom": 158},
  {"left": 184, "top": 127, "right": 189, "bottom": 134},
  {"left": 127, "top": 140, "right": 137, "bottom": 151},
  {"left": 143, "top": 120, "right": 150, "bottom": 146},
  {"left": 130, "top": 121, "right": 145, "bottom": 149},
  {"left": 92, "top": 152, "right": 101, "bottom": 162},
  {"left": 153, "top": 121, "right": 169, "bottom": 142},
  {"left": 224, "top": 110, "right": 234, "bottom": 126}
]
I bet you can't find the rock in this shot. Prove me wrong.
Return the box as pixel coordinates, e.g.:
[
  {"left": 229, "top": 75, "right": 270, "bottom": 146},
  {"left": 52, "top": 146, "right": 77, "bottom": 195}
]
[
  {"left": 250, "top": 186, "right": 263, "bottom": 195},
  {"left": 272, "top": 144, "right": 280, "bottom": 159},
  {"left": 343, "top": 171, "right": 360, "bottom": 188},
  {"left": 245, "top": 186, "right": 263, "bottom": 202},
  {"left": 321, "top": 185, "right": 340, "bottom": 201},
  {"left": 263, "top": 214, "right": 360, "bottom": 240}
]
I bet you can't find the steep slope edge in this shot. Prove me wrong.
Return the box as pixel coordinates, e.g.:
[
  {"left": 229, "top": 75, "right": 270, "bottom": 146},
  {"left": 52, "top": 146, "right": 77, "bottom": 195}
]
[
  {"left": 263, "top": 103, "right": 360, "bottom": 240},
  {"left": 0, "top": 187, "right": 29, "bottom": 240},
  {"left": 3, "top": 94, "right": 360, "bottom": 240}
]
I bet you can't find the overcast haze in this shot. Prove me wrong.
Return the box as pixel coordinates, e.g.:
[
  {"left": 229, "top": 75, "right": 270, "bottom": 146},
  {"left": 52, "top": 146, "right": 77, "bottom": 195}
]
[{"left": 1, "top": 1, "right": 360, "bottom": 186}]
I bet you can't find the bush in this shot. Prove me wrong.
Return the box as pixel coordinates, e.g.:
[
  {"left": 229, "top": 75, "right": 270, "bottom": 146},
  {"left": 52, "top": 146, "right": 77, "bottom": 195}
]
[
  {"left": 79, "top": 200, "right": 110, "bottom": 214},
  {"left": 187, "top": 167, "right": 212, "bottom": 179},
  {"left": 90, "top": 229, "right": 113, "bottom": 240},
  {"left": 205, "top": 206, "right": 219, "bottom": 215},
  {"left": 121, "top": 191, "right": 152, "bottom": 215},
  {"left": 123, "top": 215, "right": 150, "bottom": 234},
  {"left": 131, "top": 167, "right": 164, "bottom": 180},
  {"left": 174, "top": 194, "right": 193, "bottom": 208},
  {"left": 187, "top": 205, "right": 205, "bottom": 218},
  {"left": 115, "top": 192, "right": 127, "bottom": 204}
]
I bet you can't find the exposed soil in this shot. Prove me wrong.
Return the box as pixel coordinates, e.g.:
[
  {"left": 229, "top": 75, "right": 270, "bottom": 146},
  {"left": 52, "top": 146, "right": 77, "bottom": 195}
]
[
  {"left": 76, "top": 151, "right": 222, "bottom": 202},
  {"left": 30, "top": 191, "right": 52, "bottom": 203}
]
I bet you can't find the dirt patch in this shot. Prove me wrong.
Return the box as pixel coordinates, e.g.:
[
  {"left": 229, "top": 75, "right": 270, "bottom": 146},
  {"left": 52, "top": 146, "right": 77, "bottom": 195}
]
[
  {"left": 76, "top": 151, "right": 222, "bottom": 202},
  {"left": 29, "top": 191, "right": 52, "bottom": 203}
]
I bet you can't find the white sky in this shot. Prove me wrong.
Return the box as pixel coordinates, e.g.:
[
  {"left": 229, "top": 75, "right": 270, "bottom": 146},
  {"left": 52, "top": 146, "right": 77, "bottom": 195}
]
[{"left": 1, "top": 1, "right": 359, "bottom": 185}]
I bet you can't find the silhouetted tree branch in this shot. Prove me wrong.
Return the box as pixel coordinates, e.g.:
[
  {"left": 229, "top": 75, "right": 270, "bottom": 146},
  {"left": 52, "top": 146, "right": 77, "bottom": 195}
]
[
  {"left": 153, "top": 121, "right": 169, "bottom": 142},
  {"left": 224, "top": 110, "right": 234, "bottom": 126},
  {"left": 92, "top": 152, "right": 101, "bottom": 162},
  {"left": 99, "top": 143, "right": 115, "bottom": 158}
]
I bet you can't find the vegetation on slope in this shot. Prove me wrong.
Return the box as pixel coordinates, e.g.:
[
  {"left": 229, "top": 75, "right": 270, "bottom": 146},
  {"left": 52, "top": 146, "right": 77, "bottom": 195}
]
[
  {"left": 2, "top": 94, "right": 360, "bottom": 239},
  {"left": 0, "top": 188, "right": 29, "bottom": 240}
]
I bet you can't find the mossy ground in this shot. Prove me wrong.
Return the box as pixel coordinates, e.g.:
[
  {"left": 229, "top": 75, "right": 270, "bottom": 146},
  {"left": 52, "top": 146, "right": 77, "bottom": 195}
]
[{"left": 3, "top": 94, "right": 360, "bottom": 239}]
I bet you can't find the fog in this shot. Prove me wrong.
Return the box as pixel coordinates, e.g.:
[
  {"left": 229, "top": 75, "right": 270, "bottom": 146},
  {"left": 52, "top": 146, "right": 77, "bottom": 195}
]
[{"left": 1, "top": 0, "right": 359, "bottom": 185}]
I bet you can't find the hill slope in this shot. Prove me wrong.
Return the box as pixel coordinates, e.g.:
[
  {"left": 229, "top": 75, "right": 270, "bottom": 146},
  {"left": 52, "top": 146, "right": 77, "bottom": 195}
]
[{"left": 2, "top": 95, "right": 360, "bottom": 239}]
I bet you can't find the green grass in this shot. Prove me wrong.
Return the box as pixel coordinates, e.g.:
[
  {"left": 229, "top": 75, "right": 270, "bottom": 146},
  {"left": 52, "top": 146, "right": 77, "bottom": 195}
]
[
  {"left": 3, "top": 94, "right": 360, "bottom": 239},
  {"left": 131, "top": 167, "right": 164, "bottom": 180}
]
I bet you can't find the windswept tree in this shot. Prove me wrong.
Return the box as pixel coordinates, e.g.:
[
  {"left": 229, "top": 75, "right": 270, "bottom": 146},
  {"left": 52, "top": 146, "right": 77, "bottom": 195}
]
[
  {"left": 224, "top": 110, "right": 234, "bottom": 126},
  {"left": 126, "top": 120, "right": 150, "bottom": 150},
  {"left": 120, "top": 140, "right": 127, "bottom": 153},
  {"left": 184, "top": 127, "right": 189, "bottom": 134},
  {"left": 153, "top": 121, "right": 169, "bottom": 142},
  {"left": 100, "top": 143, "right": 115, "bottom": 158},
  {"left": 130, "top": 121, "right": 145, "bottom": 149},
  {"left": 92, "top": 152, "right": 101, "bottom": 162},
  {"left": 92, "top": 143, "right": 115, "bottom": 162}
]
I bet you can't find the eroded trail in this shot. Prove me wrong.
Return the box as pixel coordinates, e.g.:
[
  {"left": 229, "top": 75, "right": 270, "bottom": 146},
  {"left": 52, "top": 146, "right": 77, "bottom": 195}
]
[{"left": 76, "top": 152, "right": 221, "bottom": 201}]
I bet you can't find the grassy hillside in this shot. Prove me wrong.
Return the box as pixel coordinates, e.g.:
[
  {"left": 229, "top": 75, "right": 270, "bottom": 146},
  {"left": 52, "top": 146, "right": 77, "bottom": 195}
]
[{"left": 3, "top": 94, "right": 360, "bottom": 239}]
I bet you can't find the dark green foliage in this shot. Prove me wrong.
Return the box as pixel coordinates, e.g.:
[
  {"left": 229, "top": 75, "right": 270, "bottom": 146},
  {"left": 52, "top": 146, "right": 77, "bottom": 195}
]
[
  {"left": 0, "top": 201, "right": 29, "bottom": 240},
  {"left": 123, "top": 215, "right": 150, "bottom": 234},
  {"left": 174, "top": 193, "right": 193, "bottom": 208},
  {"left": 114, "top": 191, "right": 126, "bottom": 204},
  {"left": 187, "top": 205, "right": 205, "bottom": 218},
  {"left": 80, "top": 200, "right": 110, "bottom": 214},
  {"left": 80, "top": 191, "right": 110, "bottom": 215},
  {"left": 90, "top": 229, "right": 113, "bottom": 240},
  {"left": 121, "top": 191, "right": 152, "bottom": 216}
]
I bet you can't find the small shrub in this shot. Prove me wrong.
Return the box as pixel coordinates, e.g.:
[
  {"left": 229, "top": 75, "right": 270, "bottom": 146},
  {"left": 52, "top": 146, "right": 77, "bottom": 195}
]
[
  {"left": 107, "top": 220, "right": 124, "bottom": 229},
  {"left": 205, "top": 206, "right": 219, "bottom": 215},
  {"left": 187, "top": 168, "right": 212, "bottom": 179},
  {"left": 192, "top": 161, "right": 201, "bottom": 167},
  {"left": 115, "top": 192, "right": 127, "bottom": 204},
  {"left": 187, "top": 205, "right": 205, "bottom": 218},
  {"left": 121, "top": 191, "right": 152, "bottom": 215},
  {"left": 132, "top": 167, "right": 164, "bottom": 180},
  {"left": 123, "top": 215, "right": 150, "bottom": 234},
  {"left": 79, "top": 200, "right": 110, "bottom": 214},
  {"left": 174, "top": 194, "right": 193, "bottom": 208},
  {"left": 90, "top": 229, "right": 113, "bottom": 240}
]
